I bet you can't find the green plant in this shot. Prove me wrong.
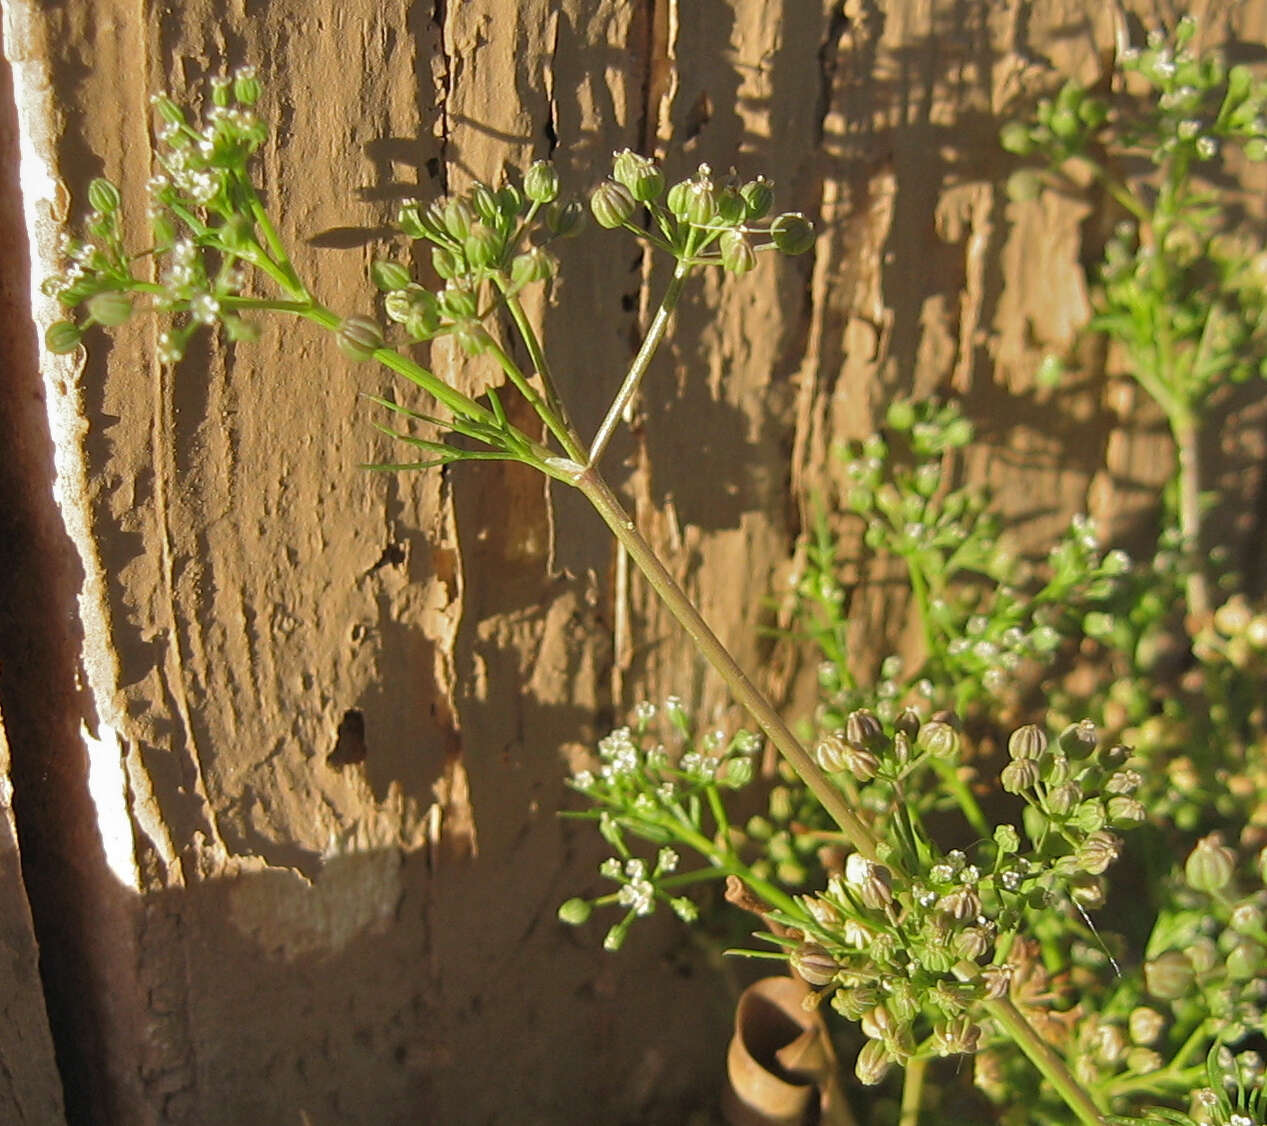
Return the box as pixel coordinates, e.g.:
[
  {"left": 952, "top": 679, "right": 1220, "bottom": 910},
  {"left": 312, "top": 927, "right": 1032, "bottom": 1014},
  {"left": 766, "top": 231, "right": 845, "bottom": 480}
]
[{"left": 45, "top": 27, "right": 1267, "bottom": 1125}]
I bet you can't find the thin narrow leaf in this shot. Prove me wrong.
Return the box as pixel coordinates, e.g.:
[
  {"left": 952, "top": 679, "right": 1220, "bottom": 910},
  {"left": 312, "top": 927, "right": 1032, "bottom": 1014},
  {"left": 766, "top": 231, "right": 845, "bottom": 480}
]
[
  {"left": 487, "top": 386, "right": 509, "bottom": 430},
  {"left": 370, "top": 421, "right": 470, "bottom": 457}
]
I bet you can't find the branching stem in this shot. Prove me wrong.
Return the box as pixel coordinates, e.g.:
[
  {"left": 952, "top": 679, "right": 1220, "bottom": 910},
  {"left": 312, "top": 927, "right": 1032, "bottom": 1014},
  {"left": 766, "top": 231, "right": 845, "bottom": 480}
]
[{"left": 588, "top": 266, "right": 689, "bottom": 466}]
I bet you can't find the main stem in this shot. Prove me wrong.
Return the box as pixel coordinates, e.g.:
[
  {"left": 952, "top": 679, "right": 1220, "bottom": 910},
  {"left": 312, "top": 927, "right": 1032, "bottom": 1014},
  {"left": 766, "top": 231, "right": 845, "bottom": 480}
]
[
  {"left": 573, "top": 464, "right": 880, "bottom": 860},
  {"left": 1173, "top": 412, "right": 1211, "bottom": 625}
]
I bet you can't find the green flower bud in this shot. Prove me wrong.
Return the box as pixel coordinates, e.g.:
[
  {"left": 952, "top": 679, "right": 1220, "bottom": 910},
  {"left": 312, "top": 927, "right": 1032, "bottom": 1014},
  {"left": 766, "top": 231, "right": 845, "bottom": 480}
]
[
  {"left": 442, "top": 197, "right": 475, "bottom": 241},
  {"left": 740, "top": 176, "right": 774, "bottom": 220},
  {"left": 954, "top": 926, "right": 992, "bottom": 962},
  {"left": 791, "top": 942, "right": 840, "bottom": 987},
  {"left": 1226, "top": 939, "right": 1263, "bottom": 981},
  {"left": 431, "top": 245, "right": 466, "bottom": 280},
  {"left": 523, "top": 160, "right": 559, "bottom": 204},
  {"left": 684, "top": 179, "right": 717, "bottom": 226},
  {"left": 88, "top": 177, "right": 121, "bottom": 215},
  {"left": 917, "top": 720, "right": 959, "bottom": 759},
  {"left": 1008, "top": 724, "right": 1048, "bottom": 760},
  {"left": 854, "top": 1038, "right": 893, "bottom": 1086},
  {"left": 1247, "top": 137, "right": 1267, "bottom": 162},
  {"left": 463, "top": 223, "right": 503, "bottom": 269},
  {"left": 1106, "top": 795, "right": 1146, "bottom": 828},
  {"left": 557, "top": 897, "right": 592, "bottom": 925},
  {"left": 384, "top": 284, "right": 439, "bottom": 327},
  {"left": 770, "top": 211, "right": 815, "bottom": 254},
  {"left": 438, "top": 284, "right": 479, "bottom": 320},
  {"left": 396, "top": 202, "right": 429, "bottom": 240},
  {"left": 846, "top": 709, "right": 884, "bottom": 751},
  {"left": 336, "top": 315, "right": 384, "bottom": 362},
  {"left": 1069, "top": 873, "right": 1105, "bottom": 909},
  {"left": 510, "top": 247, "right": 555, "bottom": 288},
  {"left": 933, "top": 1016, "right": 982, "bottom": 1056},
  {"left": 1049, "top": 108, "right": 1079, "bottom": 139},
  {"left": 994, "top": 824, "right": 1020, "bottom": 854},
  {"left": 1069, "top": 801, "right": 1106, "bottom": 834},
  {"left": 831, "top": 985, "right": 880, "bottom": 1021},
  {"left": 469, "top": 183, "right": 500, "bottom": 225},
  {"left": 1058, "top": 719, "right": 1098, "bottom": 759},
  {"left": 495, "top": 183, "right": 524, "bottom": 220},
  {"left": 232, "top": 65, "right": 261, "bottom": 106},
  {"left": 718, "top": 230, "right": 756, "bottom": 275},
  {"left": 894, "top": 707, "right": 921, "bottom": 739},
  {"left": 1128, "top": 1007, "right": 1165, "bottom": 1046},
  {"left": 1001, "top": 757, "right": 1040, "bottom": 793},
  {"left": 611, "top": 149, "right": 664, "bottom": 202},
  {"left": 860, "top": 1003, "right": 896, "bottom": 1041},
  {"left": 845, "top": 852, "right": 893, "bottom": 909},
  {"left": 1075, "top": 829, "right": 1121, "bottom": 875},
  {"left": 150, "top": 93, "right": 186, "bottom": 127},
  {"left": 87, "top": 291, "right": 134, "bottom": 327},
  {"left": 1078, "top": 97, "right": 1107, "bottom": 129},
  {"left": 1231, "top": 901, "right": 1264, "bottom": 935},
  {"left": 665, "top": 178, "right": 691, "bottom": 219},
  {"left": 1045, "top": 782, "right": 1080, "bottom": 817},
  {"left": 999, "top": 121, "right": 1034, "bottom": 155},
  {"left": 454, "top": 323, "right": 493, "bottom": 356},
  {"left": 371, "top": 260, "right": 413, "bottom": 292},
  {"left": 1041, "top": 753, "right": 1071, "bottom": 786},
  {"left": 715, "top": 186, "right": 746, "bottom": 225},
  {"left": 589, "top": 180, "right": 637, "bottom": 228},
  {"left": 44, "top": 320, "right": 83, "bottom": 354},
  {"left": 721, "top": 755, "right": 754, "bottom": 789},
  {"left": 545, "top": 197, "right": 586, "bottom": 238},
  {"left": 1184, "top": 832, "right": 1237, "bottom": 894},
  {"left": 1125, "top": 1047, "right": 1163, "bottom": 1075}
]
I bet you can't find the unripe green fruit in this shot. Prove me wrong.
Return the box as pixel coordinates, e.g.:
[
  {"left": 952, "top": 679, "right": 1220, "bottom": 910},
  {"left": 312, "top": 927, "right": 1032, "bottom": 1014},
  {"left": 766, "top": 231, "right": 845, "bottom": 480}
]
[
  {"left": 87, "top": 291, "right": 134, "bottom": 327},
  {"left": 523, "top": 160, "right": 559, "bottom": 204},
  {"left": 719, "top": 230, "right": 756, "bottom": 275},
  {"left": 336, "top": 315, "right": 384, "bottom": 362},
  {"left": 463, "top": 224, "right": 503, "bottom": 270},
  {"left": 1184, "top": 833, "right": 1237, "bottom": 894},
  {"left": 740, "top": 177, "right": 773, "bottom": 220},
  {"left": 770, "top": 212, "right": 814, "bottom": 255},
  {"left": 469, "top": 183, "right": 500, "bottom": 225},
  {"left": 590, "top": 180, "right": 637, "bottom": 229},
  {"left": 545, "top": 198, "right": 586, "bottom": 238},
  {"left": 45, "top": 320, "right": 83, "bottom": 354},
  {"left": 557, "top": 897, "right": 592, "bottom": 925},
  {"left": 510, "top": 248, "right": 555, "bottom": 287},
  {"left": 88, "top": 177, "right": 121, "bottom": 214},
  {"left": 371, "top": 260, "right": 413, "bottom": 292}
]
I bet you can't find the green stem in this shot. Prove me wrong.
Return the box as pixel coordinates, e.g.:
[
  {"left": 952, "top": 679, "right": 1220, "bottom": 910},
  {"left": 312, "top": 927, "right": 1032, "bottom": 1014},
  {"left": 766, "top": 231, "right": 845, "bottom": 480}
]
[
  {"left": 904, "top": 552, "right": 940, "bottom": 662},
  {"left": 496, "top": 282, "right": 587, "bottom": 462},
  {"left": 588, "top": 266, "right": 689, "bottom": 466},
  {"left": 1171, "top": 410, "right": 1211, "bottom": 624},
  {"left": 484, "top": 335, "right": 575, "bottom": 454},
  {"left": 571, "top": 464, "right": 881, "bottom": 860},
  {"left": 957, "top": 963, "right": 1105, "bottom": 1126},
  {"left": 898, "top": 1056, "right": 928, "bottom": 1126},
  {"left": 242, "top": 180, "right": 308, "bottom": 300},
  {"left": 291, "top": 304, "right": 499, "bottom": 428}
]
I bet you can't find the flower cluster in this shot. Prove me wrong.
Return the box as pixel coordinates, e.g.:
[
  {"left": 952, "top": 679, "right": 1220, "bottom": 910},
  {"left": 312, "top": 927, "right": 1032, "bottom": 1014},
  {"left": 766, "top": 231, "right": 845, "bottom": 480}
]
[
  {"left": 44, "top": 67, "right": 275, "bottom": 361},
  {"left": 801, "top": 398, "right": 1127, "bottom": 719},
  {"left": 558, "top": 700, "right": 764, "bottom": 952},
  {"left": 589, "top": 151, "right": 813, "bottom": 270}
]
